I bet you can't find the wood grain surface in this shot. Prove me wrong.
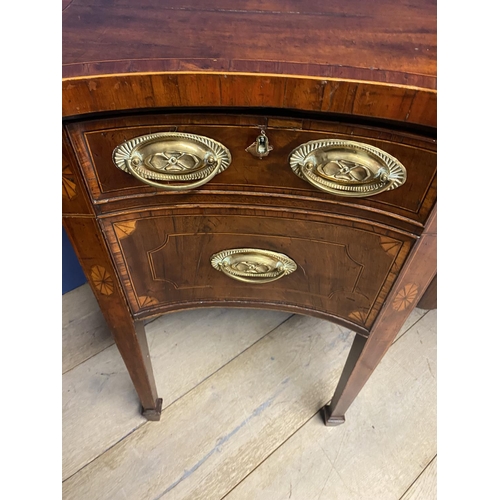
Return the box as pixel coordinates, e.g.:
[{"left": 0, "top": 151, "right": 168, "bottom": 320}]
[
  {"left": 62, "top": 284, "right": 435, "bottom": 499},
  {"left": 62, "top": 1, "right": 437, "bottom": 464},
  {"left": 225, "top": 310, "right": 437, "bottom": 500},
  {"left": 63, "top": 307, "right": 291, "bottom": 480},
  {"left": 325, "top": 205, "right": 436, "bottom": 422},
  {"left": 62, "top": 74, "right": 437, "bottom": 127},
  {"left": 62, "top": 0, "right": 436, "bottom": 88},
  {"left": 62, "top": 128, "right": 93, "bottom": 215},
  {"left": 66, "top": 113, "right": 436, "bottom": 229},
  {"left": 62, "top": 284, "right": 113, "bottom": 373},
  {"left": 100, "top": 207, "right": 414, "bottom": 331},
  {"left": 63, "top": 217, "right": 161, "bottom": 413},
  {"left": 63, "top": 314, "right": 356, "bottom": 499},
  {"left": 62, "top": 1, "right": 436, "bottom": 126}
]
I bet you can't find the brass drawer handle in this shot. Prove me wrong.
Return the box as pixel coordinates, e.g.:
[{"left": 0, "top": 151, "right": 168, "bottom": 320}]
[
  {"left": 113, "top": 132, "right": 232, "bottom": 191},
  {"left": 289, "top": 139, "right": 406, "bottom": 197},
  {"left": 210, "top": 248, "right": 297, "bottom": 284}
]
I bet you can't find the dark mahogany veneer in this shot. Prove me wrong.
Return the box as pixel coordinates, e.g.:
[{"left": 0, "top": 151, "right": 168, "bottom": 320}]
[{"left": 63, "top": 0, "right": 437, "bottom": 425}]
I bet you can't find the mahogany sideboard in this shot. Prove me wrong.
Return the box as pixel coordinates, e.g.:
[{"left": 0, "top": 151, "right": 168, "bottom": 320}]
[{"left": 62, "top": 0, "right": 437, "bottom": 425}]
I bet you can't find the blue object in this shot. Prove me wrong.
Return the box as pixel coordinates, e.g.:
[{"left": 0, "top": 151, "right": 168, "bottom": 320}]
[{"left": 62, "top": 226, "right": 87, "bottom": 294}]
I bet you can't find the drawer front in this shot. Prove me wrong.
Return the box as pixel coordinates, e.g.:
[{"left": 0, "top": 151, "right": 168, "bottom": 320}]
[
  {"left": 67, "top": 114, "right": 436, "bottom": 227},
  {"left": 100, "top": 207, "right": 415, "bottom": 331}
]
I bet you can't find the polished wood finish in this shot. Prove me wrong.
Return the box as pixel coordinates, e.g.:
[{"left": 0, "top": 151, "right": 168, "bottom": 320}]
[
  {"left": 63, "top": 0, "right": 436, "bottom": 426},
  {"left": 63, "top": 216, "right": 162, "bottom": 420},
  {"left": 62, "top": 0, "right": 436, "bottom": 87},
  {"left": 66, "top": 114, "right": 436, "bottom": 230},
  {"left": 62, "top": 75, "right": 437, "bottom": 128},
  {"left": 62, "top": 1, "right": 436, "bottom": 126},
  {"left": 62, "top": 128, "right": 92, "bottom": 215},
  {"left": 324, "top": 206, "right": 436, "bottom": 424},
  {"left": 100, "top": 207, "right": 413, "bottom": 331}
]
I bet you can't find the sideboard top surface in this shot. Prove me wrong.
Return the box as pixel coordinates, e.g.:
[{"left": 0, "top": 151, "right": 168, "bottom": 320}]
[
  {"left": 62, "top": 0, "right": 436, "bottom": 126},
  {"left": 62, "top": 0, "right": 436, "bottom": 88}
]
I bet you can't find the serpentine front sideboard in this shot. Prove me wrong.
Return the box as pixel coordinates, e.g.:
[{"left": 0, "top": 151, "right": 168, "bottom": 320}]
[{"left": 62, "top": 0, "right": 437, "bottom": 425}]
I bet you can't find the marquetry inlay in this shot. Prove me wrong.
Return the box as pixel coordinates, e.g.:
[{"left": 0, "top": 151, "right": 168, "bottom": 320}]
[
  {"left": 90, "top": 265, "right": 114, "bottom": 296},
  {"left": 138, "top": 296, "right": 159, "bottom": 308},
  {"left": 379, "top": 236, "right": 401, "bottom": 257},
  {"left": 348, "top": 311, "right": 367, "bottom": 324},
  {"left": 392, "top": 283, "right": 419, "bottom": 312},
  {"left": 62, "top": 164, "right": 77, "bottom": 200},
  {"left": 115, "top": 221, "right": 137, "bottom": 239}
]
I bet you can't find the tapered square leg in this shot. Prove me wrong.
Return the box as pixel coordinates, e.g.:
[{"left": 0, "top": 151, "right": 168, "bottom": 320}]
[
  {"left": 142, "top": 398, "right": 163, "bottom": 421},
  {"left": 323, "top": 207, "right": 437, "bottom": 426},
  {"left": 63, "top": 217, "right": 162, "bottom": 421},
  {"left": 323, "top": 334, "right": 366, "bottom": 425},
  {"left": 323, "top": 411, "right": 345, "bottom": 427}
]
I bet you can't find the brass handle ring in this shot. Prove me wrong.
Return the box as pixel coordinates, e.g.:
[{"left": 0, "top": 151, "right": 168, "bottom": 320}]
[
  {"left": 289, "top": 139, "right": 406, "bottom": 197},
  {"left": 210, "top": 248, "right": 297, "bottom": 284},
  {"left": 113, "top": 132, "right": 232, "bottom": 191}
]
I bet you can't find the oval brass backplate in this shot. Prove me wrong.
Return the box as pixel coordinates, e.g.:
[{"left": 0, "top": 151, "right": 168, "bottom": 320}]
[
  {"left": 210, "top": 248, "right": 297, "bottom": 284},
  {"left": 112, "top": 132, "right": 232, "bottom": 191},
  {"left": 289, "top": 139, "right": 406, "bottom": 197}
]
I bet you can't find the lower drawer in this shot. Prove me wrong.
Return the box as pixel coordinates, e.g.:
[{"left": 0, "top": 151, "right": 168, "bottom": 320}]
[{"left": 100, "top": 207, "right": 414, "bottom": 331}]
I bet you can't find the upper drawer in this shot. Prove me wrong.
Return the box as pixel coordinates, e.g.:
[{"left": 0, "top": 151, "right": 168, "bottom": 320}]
[{"left": 66, "top": 113, "right": 436, "bottom": 228}]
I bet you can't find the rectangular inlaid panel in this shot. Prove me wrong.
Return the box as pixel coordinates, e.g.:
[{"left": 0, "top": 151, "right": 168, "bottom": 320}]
[{"left": 100, "top": 208, "right": 415, "bottom": 331}]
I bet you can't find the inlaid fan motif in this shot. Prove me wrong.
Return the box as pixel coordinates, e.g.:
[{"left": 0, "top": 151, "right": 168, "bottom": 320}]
[{"left": 392, "top": 283, "right": 419, "bottom": 312}]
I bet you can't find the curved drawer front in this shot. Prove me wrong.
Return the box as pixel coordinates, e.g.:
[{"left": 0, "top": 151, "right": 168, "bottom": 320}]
[
  {"left": 100, "top": 207, "right": 415, "bottom": 331},
  {"left": 67, "top": 114, "right": 436, "bottom": 228}
]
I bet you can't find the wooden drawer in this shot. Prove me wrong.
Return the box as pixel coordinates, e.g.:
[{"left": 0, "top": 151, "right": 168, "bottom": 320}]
[
  {"left": 67, "top": 113, "right": 436, "bottom": 229},
  {"left": 100, "top": 207, "right": 415, "bottom": 333}
]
